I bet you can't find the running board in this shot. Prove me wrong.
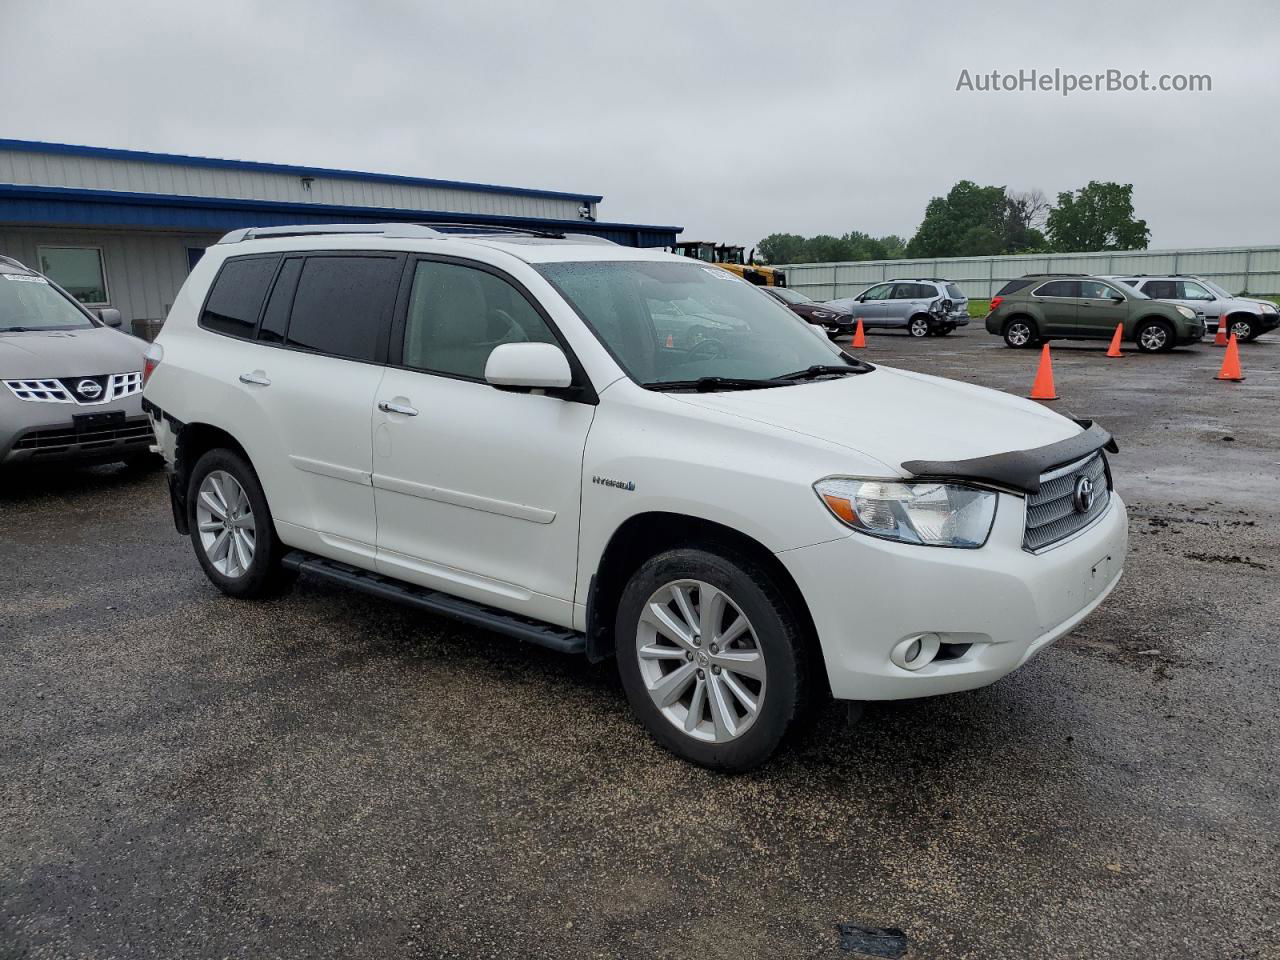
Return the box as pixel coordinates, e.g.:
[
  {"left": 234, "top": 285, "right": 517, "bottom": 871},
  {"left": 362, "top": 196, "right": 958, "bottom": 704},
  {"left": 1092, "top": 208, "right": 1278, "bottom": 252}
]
[{"left": 281, "top": 551, "right": 586, "bottom": 655}]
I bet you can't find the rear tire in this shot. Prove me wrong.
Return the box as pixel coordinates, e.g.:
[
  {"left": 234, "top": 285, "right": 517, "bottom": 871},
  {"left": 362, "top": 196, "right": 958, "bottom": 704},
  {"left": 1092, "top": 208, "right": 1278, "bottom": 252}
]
[
  {"left": 1003, "top": 318, "right": 1037, "bottom": 348},
  {"left": 186, "top": 448, "right": 293, "bottom": 599},
  {"left": 614, "top": 546, "right": 813, "bottom": 772},
  {"left": 1135, "top": 318, "right": 1174, "bottom": 353},
  {"left": 908, "top": 315, "right": 931, "bottom": 338}
]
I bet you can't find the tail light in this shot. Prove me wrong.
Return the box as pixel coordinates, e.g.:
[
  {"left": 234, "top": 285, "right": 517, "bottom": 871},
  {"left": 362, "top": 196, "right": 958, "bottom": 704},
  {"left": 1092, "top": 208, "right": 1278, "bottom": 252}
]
[
  {"left": 988, "top": 296, "right": 1004, "bottom": 312},
  {"left": 142, "top": 342, "right": 163, "bottom": 385}
]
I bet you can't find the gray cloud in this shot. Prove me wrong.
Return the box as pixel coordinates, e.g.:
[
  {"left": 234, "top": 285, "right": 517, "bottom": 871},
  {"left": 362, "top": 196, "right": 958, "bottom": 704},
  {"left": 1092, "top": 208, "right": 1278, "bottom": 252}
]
[{"left": 2, "top": 0, "right": 1276, "bottom": 251}]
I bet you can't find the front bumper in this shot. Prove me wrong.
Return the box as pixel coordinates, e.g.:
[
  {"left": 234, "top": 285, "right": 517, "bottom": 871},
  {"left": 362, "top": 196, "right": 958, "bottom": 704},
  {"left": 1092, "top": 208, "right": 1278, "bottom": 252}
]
[
  {"left": 1, "top": 393, "right": 151, "bottom": 465},
  {"left": 778, "top": 491, "right": 1128, "bottom": 701}
]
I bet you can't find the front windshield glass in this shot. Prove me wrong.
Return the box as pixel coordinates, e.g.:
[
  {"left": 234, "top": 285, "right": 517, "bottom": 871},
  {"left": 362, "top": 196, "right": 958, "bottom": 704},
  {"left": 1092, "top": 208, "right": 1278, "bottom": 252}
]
[
  {"left": 0, "top": 273, "right": 95, "bottom": 331},
  {"left": 1202, "top": 278, "right": 1233, "bottom": 298},
  {"left": 771, "top": 287, "right": 813, "bottom": 304},
  {"left": 537, "top": 260, "right": 858, "bottom": 388}
]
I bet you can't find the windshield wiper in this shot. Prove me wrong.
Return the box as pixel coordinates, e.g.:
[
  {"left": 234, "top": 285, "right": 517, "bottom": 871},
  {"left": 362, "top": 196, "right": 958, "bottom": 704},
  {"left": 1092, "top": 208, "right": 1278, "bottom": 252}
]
[
  {"left": 645, "top": 376, "right": 789, "bottom": 392},
  {"left": 0, "top": 326, "right": 34, "bottom": 333},
  {"left": 776, "top": 362, "right": 873, "bottom": 381}
]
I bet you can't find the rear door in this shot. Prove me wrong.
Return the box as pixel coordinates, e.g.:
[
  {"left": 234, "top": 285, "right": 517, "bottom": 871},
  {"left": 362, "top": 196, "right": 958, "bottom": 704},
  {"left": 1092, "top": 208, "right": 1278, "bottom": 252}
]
[{"left": 1031, "top": 279, "right": 1080, "bottom": 335}]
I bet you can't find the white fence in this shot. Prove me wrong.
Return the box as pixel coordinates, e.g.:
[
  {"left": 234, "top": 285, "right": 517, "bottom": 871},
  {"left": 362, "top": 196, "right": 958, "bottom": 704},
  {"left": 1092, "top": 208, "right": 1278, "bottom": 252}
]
[{"left": 779, "top": 245, "right": 1280, "bottom": 301}]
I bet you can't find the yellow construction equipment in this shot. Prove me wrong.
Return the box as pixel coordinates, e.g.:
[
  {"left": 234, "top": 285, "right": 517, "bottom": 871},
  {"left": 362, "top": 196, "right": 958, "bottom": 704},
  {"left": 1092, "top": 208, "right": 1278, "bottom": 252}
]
[{"left": 669, "top": 241, "right": 785, "bottom": 287}]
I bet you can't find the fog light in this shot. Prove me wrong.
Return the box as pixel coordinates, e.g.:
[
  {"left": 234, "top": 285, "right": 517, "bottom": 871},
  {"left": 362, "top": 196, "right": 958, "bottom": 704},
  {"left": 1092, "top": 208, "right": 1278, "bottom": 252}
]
[{"left": 891, "top": 633, "right": 941, "bottom": 671}]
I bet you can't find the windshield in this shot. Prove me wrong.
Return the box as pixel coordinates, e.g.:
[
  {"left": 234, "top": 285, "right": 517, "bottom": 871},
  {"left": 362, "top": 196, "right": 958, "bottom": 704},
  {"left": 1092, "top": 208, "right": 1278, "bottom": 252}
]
[
  {"left": 1202, "top": 278, "right": 1234, "bottom": 298},
  {"left": 771, "top": 287, "right": 813, "bottom": 304},
  {"left": 0, "top": 273, "right": 95, "bottom": 331},
  {"left": 537, "top": 260, "right": 859, "bottom": 388}
]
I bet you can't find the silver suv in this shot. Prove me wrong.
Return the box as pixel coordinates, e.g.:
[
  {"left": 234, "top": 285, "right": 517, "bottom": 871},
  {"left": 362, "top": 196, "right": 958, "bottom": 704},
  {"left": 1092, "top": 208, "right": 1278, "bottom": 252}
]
[
  {"left": 826, "top": 279, "right": 970, "bottom": 337},
  {"left": 1106, "top": 275, "right": 1279, "bottom": 342},
  {"left": 1, "top": 255, "right": 152, "bottom": 467}
]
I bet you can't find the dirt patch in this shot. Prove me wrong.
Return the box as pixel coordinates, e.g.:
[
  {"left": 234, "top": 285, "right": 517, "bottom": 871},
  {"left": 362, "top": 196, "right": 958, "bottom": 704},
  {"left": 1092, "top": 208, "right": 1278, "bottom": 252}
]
[{"left": 1183, "top": 551, "right": 1268, "bottom": 570}]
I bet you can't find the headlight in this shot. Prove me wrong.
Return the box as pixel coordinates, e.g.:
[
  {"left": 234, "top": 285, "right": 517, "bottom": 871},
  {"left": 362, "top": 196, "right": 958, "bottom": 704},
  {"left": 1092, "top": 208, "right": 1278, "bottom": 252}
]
[
  {"left": 814, "top": 478, "right": 998, "bottom": 548},
  {"left": 1259, "top": 302, "right": 1277, "bottom": 314},
  {"left": 811, "top": 310, "right": 833, "bottom": 319},
  {"left": 1175, "top": 305, "right": 1197, "bottom": 319}
]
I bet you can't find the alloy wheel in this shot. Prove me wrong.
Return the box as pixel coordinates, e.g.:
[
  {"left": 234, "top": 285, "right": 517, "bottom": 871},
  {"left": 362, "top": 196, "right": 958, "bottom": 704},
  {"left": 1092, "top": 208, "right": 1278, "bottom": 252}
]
[
  {"left": 196, "top": 470, "right": 256, "bottom": 578},
  {"left": 1007, "top": 322, "right": 1031, "bottom": 346},
  {"left": 635, "top": 579, "right": 766, "bottom": 743},
  {"left": 1229, "top": 319, "right": 1253, "bottom": 340},
  {"left": 909, "top": 318, "right": 929, "bottom": 337},
  {"left": 1139, "top": 325, "right": 1168, "bottom": 351}
]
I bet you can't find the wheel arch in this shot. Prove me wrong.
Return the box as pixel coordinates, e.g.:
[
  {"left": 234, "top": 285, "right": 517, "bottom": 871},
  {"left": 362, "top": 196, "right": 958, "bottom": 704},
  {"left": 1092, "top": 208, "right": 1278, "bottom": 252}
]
[
  {"left": 584, "top": 512, "right": 820, "bottom": 675},
  {"left": 170, "top": 422, "right": 258, "bottom": 534}
]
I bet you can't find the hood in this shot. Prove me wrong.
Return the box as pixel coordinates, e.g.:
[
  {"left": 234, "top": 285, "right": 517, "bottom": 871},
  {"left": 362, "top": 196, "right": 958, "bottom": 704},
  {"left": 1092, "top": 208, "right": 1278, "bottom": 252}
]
[
  {"left": 671, "top": 365, "right": 1081, "bottom": 475},
  {"left": 0, "top": 326, "right": 147, "bottom": 380}
]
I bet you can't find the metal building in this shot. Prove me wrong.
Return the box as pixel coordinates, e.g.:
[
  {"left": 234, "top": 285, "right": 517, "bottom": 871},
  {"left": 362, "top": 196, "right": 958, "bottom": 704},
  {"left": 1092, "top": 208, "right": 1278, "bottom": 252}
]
[{"left": 0, "top": 138, "right": 682, "bottom": 338}]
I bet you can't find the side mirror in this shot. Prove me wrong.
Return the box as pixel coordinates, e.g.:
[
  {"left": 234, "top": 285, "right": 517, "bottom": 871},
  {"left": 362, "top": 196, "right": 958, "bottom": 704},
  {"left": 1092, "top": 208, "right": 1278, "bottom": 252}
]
[
  {"left": 1110, "top": 294, "right": 1125, "bottom": 303},
  {"left": 97, "top": 307, "right": 123, "bottom": 328},
  {"left": 485, "top": 342, "right": 573, "bottom": 391}
]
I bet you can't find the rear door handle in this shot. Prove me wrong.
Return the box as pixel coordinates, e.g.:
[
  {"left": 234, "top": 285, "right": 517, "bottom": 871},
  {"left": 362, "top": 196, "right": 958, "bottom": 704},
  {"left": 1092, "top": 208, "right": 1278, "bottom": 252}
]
[
  {"left": 238, "top": 372, "right": 271, "bottom": 386},
  {"left": 377, "top": 400, "right": 419, "bottom": 416}
]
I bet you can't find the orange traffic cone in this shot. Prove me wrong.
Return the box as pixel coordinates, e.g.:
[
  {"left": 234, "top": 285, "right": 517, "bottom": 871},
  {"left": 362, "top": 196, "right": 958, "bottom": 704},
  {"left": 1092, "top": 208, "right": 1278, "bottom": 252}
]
[
  {"left": 665, "top": 333, "right": 674, "bottom": 348},
  {"left": 1029, "top": 344, "right": 1058, "bottom": 400},
  {"left": 851, "top": 318, "right": 866, "bottom": 348},
  {"left": 1214, "top": 317, "right": 1229, "bottom": 347},
  {"left": 1215, "top": 334, "right": 1245, "bottom": 381},
  {"left": 1105, "top": 323, "right": 1124, "bottom": 358}
]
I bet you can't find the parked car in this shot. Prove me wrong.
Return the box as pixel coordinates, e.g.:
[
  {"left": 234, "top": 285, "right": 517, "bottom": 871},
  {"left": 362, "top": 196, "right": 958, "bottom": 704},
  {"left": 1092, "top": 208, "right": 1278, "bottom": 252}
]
[
  {"left": 826, "top": 279, "right": 970, "bottom": 337},
  {"left": 760, "top": 286, "right": 854, "bottom": 338},
  {"left": 1, "top": 255, "right": 153, "bottom": 467},
  {"left": 144, "top": 224, "right": 1127, "bottom": 771},
  {"left": 1104, "top": 274, "right": 1279, "bottom": 342},
  {"left": 985, "top": 274, "right": 1204, "bottom": 352}
]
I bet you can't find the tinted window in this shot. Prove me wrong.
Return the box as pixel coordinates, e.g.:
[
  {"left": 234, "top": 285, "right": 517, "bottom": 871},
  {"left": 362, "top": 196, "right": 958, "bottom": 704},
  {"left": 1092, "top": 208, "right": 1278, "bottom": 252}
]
[
  {"left": 1035, "top": 280, "right": 1079, "bottom": 298},
  {"left": 915, "top": 284, "right": 937, "bottom": 299},
  {"left": 201, "top": 256, "right": 279, "bottom": 338},
  {"left": 946, "top": 284, "right": 964, "bottom": 299},
  {"left": 286, "top": 256, "right": 401, "bottom": 361},
  {"left": 258, "top": 258, "right": 302, "bottom": 344},
  {"left": 1143, "top": 280, "right": 1178, "bottom": 299},
  {"left": 995, "top": 279, "right": 1034, "bottom": 297},
  {"left": 403, "top": 260, "right": 557, "bottom": 379}
]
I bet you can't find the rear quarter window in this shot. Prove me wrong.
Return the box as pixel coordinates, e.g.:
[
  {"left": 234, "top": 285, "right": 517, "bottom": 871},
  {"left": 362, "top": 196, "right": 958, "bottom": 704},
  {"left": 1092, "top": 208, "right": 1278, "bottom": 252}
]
[
  {"left": 994, "top": 279, "right": 1034, "bottom": 297},
  {"left": 200, "top": 256, "right": 280, "bottom": 339},
  {"left": 945, "top": 284, "right": 964, "bottom": 299}
]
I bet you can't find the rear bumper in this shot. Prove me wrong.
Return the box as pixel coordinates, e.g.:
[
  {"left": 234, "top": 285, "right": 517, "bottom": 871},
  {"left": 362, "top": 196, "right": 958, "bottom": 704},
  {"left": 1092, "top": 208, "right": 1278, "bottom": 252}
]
[{"left": 777, "top": 492, "right": 1128, "bottom": 701}]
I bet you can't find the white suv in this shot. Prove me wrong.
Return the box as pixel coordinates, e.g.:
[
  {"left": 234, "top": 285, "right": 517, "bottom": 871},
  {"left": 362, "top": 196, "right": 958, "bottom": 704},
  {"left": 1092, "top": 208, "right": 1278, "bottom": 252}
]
[{"left": 143, "top": 223, "right": 1128, "bottom": 770}]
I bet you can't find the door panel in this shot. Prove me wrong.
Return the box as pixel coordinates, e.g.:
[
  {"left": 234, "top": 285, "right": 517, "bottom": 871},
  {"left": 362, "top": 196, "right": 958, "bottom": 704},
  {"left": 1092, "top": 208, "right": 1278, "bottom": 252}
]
[
  {"left": 1032, "top": 280, "right": 1080, "bottom": 335},
  {"left": 1076, "top": 280, "right": 1128, "bottom": 338},
  {"left": 854, "top": 283, "right": 892, "bottom": 327}
]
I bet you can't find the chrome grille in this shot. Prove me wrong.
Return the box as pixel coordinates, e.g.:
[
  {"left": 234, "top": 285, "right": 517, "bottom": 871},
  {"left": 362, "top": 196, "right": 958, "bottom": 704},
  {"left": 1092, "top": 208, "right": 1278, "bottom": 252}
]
[
  {"left": 4, "top": 371, "right": 143, "bottom": 405},
  {"left": 1023, "top": 452, "right": 1111, "bottom": 552}
]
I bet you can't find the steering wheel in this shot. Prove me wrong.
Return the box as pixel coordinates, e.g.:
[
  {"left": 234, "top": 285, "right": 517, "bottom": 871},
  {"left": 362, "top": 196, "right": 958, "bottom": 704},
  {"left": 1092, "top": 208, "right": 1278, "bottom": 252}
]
[{"left": 687, "top": 337, "right": 727, "bottom": 361}]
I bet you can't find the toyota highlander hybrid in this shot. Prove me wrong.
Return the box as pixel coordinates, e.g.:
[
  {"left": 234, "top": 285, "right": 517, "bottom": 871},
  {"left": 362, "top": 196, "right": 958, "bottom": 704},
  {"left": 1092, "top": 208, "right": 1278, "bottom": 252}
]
[
  {"left": 141, "top": 224, "right": 1128, "bottom": 771},
  {"left": 1, "top": 255, "right": 152, "bottom": 467}
]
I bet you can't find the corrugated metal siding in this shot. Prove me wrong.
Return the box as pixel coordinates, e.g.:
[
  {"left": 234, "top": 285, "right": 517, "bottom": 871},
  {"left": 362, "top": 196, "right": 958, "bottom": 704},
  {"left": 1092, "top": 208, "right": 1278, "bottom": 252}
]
[
  {"left": 781, "top": 246, "right": 1280, "bottom": 300},
  {"left": 0, "top": 227, "right": 219, "bottom": 324},
  {"left": 0, "top": 148, "right": 589, "bottom": 222}
]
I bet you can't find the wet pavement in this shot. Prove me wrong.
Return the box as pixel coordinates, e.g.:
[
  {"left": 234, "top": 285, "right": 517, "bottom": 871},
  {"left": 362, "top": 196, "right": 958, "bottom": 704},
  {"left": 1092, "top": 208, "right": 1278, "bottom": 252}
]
[{"left": 2, "top": 329, "right": 1278, "bottom": 959}]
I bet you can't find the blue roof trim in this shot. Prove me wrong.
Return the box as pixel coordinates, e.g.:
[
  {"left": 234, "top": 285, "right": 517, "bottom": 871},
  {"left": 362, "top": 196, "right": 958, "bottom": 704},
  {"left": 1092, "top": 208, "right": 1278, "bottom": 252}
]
[
  {"left": 0, "top": 138, "right": 605, "bottom": 205},
  {"left": 0, "top": 184, "right": 682, "bottom": 248}
]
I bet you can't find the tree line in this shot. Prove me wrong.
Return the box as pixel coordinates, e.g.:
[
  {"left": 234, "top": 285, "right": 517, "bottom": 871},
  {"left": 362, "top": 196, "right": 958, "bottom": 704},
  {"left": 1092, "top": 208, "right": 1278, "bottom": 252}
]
[{"left": 757, "top": 180, "right": 1151, "bottom": 265}]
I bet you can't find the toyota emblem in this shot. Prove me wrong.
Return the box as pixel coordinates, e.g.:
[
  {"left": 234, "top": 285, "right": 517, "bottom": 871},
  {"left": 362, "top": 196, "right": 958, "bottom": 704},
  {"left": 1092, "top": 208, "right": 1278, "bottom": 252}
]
[
  {"left": 75, "top": 378, "right": 103, "bottom": 400},
  {"left": 1072, "top": 475, "right": 1095, "bottom": 514}
]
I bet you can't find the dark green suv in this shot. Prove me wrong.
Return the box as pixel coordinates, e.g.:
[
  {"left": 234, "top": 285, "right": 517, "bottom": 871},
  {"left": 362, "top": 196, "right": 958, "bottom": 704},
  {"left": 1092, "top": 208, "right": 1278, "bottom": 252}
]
[{"left": 985, "top": 274, "right": 1205, "bottom": 352}]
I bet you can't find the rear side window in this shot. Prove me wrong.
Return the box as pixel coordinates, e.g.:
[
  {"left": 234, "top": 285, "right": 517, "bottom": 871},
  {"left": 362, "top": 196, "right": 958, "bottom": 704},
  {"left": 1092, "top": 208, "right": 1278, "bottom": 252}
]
[
  {"left": 994, "top": 279, "right": 1034, "bottom": 297},
  {"left": 946, "top": 283, "right": 964, "bottom": 299},
  {"left": 201, "top": 256, "right": 279, "bottom": 339},
  {"left": 1035, "top": 280, "right": 1079, "bottom": 298},
  {"left": 285, "top": 255, "right": 402, "bottom": 362}
]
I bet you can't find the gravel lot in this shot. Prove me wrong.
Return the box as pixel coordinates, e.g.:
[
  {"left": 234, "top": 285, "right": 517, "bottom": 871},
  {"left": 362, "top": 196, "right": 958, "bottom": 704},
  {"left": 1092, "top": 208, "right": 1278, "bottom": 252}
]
[{"left": 2, "top": 328, "right": 1278, "bottom": 960}]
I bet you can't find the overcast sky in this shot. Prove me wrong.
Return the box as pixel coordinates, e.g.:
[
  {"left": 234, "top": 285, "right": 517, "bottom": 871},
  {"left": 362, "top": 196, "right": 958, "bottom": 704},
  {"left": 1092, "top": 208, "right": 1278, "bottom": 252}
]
[{"left": 2, "top": 0, "right": 1277, "bottom": 251}]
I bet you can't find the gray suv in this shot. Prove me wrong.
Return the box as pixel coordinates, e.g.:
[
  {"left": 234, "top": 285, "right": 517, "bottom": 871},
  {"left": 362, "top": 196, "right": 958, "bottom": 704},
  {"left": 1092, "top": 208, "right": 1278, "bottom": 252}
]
[
  {"left": 1106, "top": 275, "right": 1279, "bottom": 342},
  {"left": 1, "top": 255, "right": 152, "bottom": 467},
  {"left": 826, "top": 279, "right": 970, "bottom": 337}
]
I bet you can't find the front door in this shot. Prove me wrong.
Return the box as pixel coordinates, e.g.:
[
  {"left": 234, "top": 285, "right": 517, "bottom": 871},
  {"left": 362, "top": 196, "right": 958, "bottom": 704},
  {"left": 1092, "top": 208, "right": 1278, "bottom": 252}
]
[
  {"left": 1076, "top": 279, "right": 1129, "bottom": 339},
  {"left": 372, "top": 257, "right": 595, "bottom": 627},
  {"left": 854, "top": 282, "right": 893, "bottom": 327}
]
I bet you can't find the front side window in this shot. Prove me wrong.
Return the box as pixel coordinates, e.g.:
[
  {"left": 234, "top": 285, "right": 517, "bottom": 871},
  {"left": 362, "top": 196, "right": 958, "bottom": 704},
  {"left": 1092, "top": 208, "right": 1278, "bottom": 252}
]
[
  {"left": 37, "top": 246, "right": 109, "bottom": 306},
  {"left": 402, "top": 260, "right": 557, "bottom": 379},
  {"left": 200, "top": 256, "right": 279, "bottom": 339},
  {"left": 1178, "top": 281, "right": 1214, "bottom": 300},
  {"left": 1079, "top": 280, "right": 1121, "bottom": 300},
  {"left": 537, "top": 260, "right": 854, "bottom": 388},
  {"left": 285, "top": 255, "right": 402, "bottom": 362},
  {"left": 0, "top": 271, "right": 94, "bottom": 331},
  {"left": 861, "top": 283, "right": 892, "bottom": 301}
]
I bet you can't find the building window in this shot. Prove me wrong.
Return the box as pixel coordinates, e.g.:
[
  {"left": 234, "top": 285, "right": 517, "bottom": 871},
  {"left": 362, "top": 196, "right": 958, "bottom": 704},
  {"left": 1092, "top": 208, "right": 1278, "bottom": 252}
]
[{"left": 37, "top": 246, "right": 109, "bottom": 306}]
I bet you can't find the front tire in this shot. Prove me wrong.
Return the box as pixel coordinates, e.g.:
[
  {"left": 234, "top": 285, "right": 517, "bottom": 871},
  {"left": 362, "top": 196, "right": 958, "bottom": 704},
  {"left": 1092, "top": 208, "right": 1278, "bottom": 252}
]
[
  {"left": 615, "top": 547, "right": 813, "bottom": 772},
  {"left": 187, "top": 448, "right": 292, "bottom": 598},
  {"left": 1136, "top": 319, "right": 1174, "bottom": 353},
  {"left": 1226, "top": 316, "right": 1259, "bottom": 341}
]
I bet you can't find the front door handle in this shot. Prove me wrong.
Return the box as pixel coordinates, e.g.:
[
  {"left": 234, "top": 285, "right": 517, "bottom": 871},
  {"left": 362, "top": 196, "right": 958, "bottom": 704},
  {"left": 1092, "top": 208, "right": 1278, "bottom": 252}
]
[
  {"left": 238, "top": 372, "right": 271, "bottom": 386},
  {"left": 377, "top": 400, "right": 419, "bottom": 416}
]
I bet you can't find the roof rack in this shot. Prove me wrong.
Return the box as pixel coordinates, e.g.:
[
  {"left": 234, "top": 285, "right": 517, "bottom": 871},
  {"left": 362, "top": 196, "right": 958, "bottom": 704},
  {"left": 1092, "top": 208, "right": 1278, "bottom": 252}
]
[
  {"left": 1021, "top": 272, "right": 1085, "bottom": 278},
  {"left": 217, "top": 223, "right": 445, "bottom": 244}
]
